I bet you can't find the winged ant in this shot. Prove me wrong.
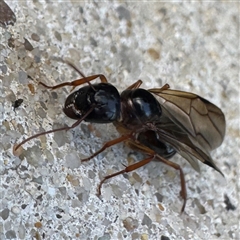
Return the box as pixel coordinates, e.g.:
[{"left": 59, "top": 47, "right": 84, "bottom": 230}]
[{"left": 14, "top": 60, "right": 226, "bottom": 212}]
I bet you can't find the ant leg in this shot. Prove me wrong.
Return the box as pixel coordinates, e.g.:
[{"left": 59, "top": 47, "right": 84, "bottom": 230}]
[
  {"left": 148, "top": 83, "right": 171, "bottom": 94},
  {"left": 127, "top": 139, "right": 187, "bottom": 212},
  {"left": 126, "top": 80, "right": 143, "bottom": 90},
  {"left": 39, "top": 74, "right": 108, "bottom": 91},
  {"left": 40, "top": 57, "right": 109, "bottom": 91},
  {"left": 98, "top": 155, "right": 155, "bottom": 195},
  {"left": 154, "top": 155, "right": 187, "bottom": 213},
  {"left": 81, "top": 134, "right": 133, "bottom": 162},
  {"left": 99, "top": 138, "right": 187, "bottom": 212}
]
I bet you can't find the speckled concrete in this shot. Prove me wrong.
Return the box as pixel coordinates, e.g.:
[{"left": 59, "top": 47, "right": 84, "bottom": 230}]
[{"left": 0, "top": 1, "right": 239, "bottom": 240}]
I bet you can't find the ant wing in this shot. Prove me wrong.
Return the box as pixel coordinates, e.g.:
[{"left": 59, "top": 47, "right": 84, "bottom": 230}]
[
  {"left": 149, "top": 88, "right": 226, "bottom": 152},
  {"left": 148, "top": 87, "right": 225, "bottom": 174},
  {"left": 155, "top": 124, "right": 223, "bottom": 175}
]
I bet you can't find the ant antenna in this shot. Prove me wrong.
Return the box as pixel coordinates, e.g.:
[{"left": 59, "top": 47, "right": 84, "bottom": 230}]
[
  {"left": 14, "top": 106, "right": 95, "bottom": 151},
  {"left": 53, "top": 58, "right": 96, "bottom": 91}
]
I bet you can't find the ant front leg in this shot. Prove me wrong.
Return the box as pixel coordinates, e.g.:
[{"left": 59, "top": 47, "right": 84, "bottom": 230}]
[
  {"left": 40, "top": 59, "right": 109, "bottom": 91},
  {"left": 40, "top": 74, "right": 109, "bottom": 91},
  {"left": 98, "top": 155, "right": 155, "bottom": 195}
]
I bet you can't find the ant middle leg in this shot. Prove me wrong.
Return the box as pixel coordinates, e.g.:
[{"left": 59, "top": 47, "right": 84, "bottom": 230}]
[
  {"left": 98, "top": 155, "right": 155, "bottom": 195},
  {"left": 81, "top": 133, "right": 133, "bottom": 162}
]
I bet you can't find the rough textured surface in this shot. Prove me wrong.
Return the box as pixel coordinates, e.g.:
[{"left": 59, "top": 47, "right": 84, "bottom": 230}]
[{"left": 0, "top": 1, "right": 239, "bottom": 240}]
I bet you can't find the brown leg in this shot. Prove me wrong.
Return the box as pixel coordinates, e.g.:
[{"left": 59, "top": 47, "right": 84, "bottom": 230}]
[
  {"left": 41, "top": 60, "right": 143, "bottom": 92},
  {"left": 154, "top": 154, "right": 187, "bottom": 213},
  {"left": 148, "top": 83, "right": 171, "bottom": 94},
  {"left": 126, "top": 80, "right": 143, "bottom": 90},
  {"left": 98, "top": 155, "right": 155, "bottom": 195},
  {"left": 81, "top": 134, "right": 133, "bottom": 162},
  {"left": 40, "top": 58, "right": 109, "bottom": 91},
  {"left": 39, "top": 74, "right": 108, "bottom": 91},
  {"left": 97, "top": 138, "right": 187, "bottom": 212}
]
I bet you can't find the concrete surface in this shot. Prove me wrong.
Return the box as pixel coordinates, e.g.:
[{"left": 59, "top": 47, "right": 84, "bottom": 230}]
[{"left": 0, "top": 1, "right": 239, "bottom": 240}]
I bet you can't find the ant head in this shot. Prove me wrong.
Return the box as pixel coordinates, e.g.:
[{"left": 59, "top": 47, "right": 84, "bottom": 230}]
[{"left": 63, "top": 83, "right": 121, "bottom": 123}]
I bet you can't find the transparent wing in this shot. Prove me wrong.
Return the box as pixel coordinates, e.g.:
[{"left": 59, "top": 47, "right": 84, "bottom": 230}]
[
  {"left": 149, "top": 88, "right": 226, "bottom": 152},
  {"left": 149, "top": 87, "right": 226, "bottom": 174},
  {"left": 156, "top": 122, "right": 223, "bottom": 174}
]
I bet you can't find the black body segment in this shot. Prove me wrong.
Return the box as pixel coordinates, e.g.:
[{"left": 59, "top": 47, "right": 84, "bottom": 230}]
[{"left": 64, "top": 83, "right": 121, "bottom": 123}]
